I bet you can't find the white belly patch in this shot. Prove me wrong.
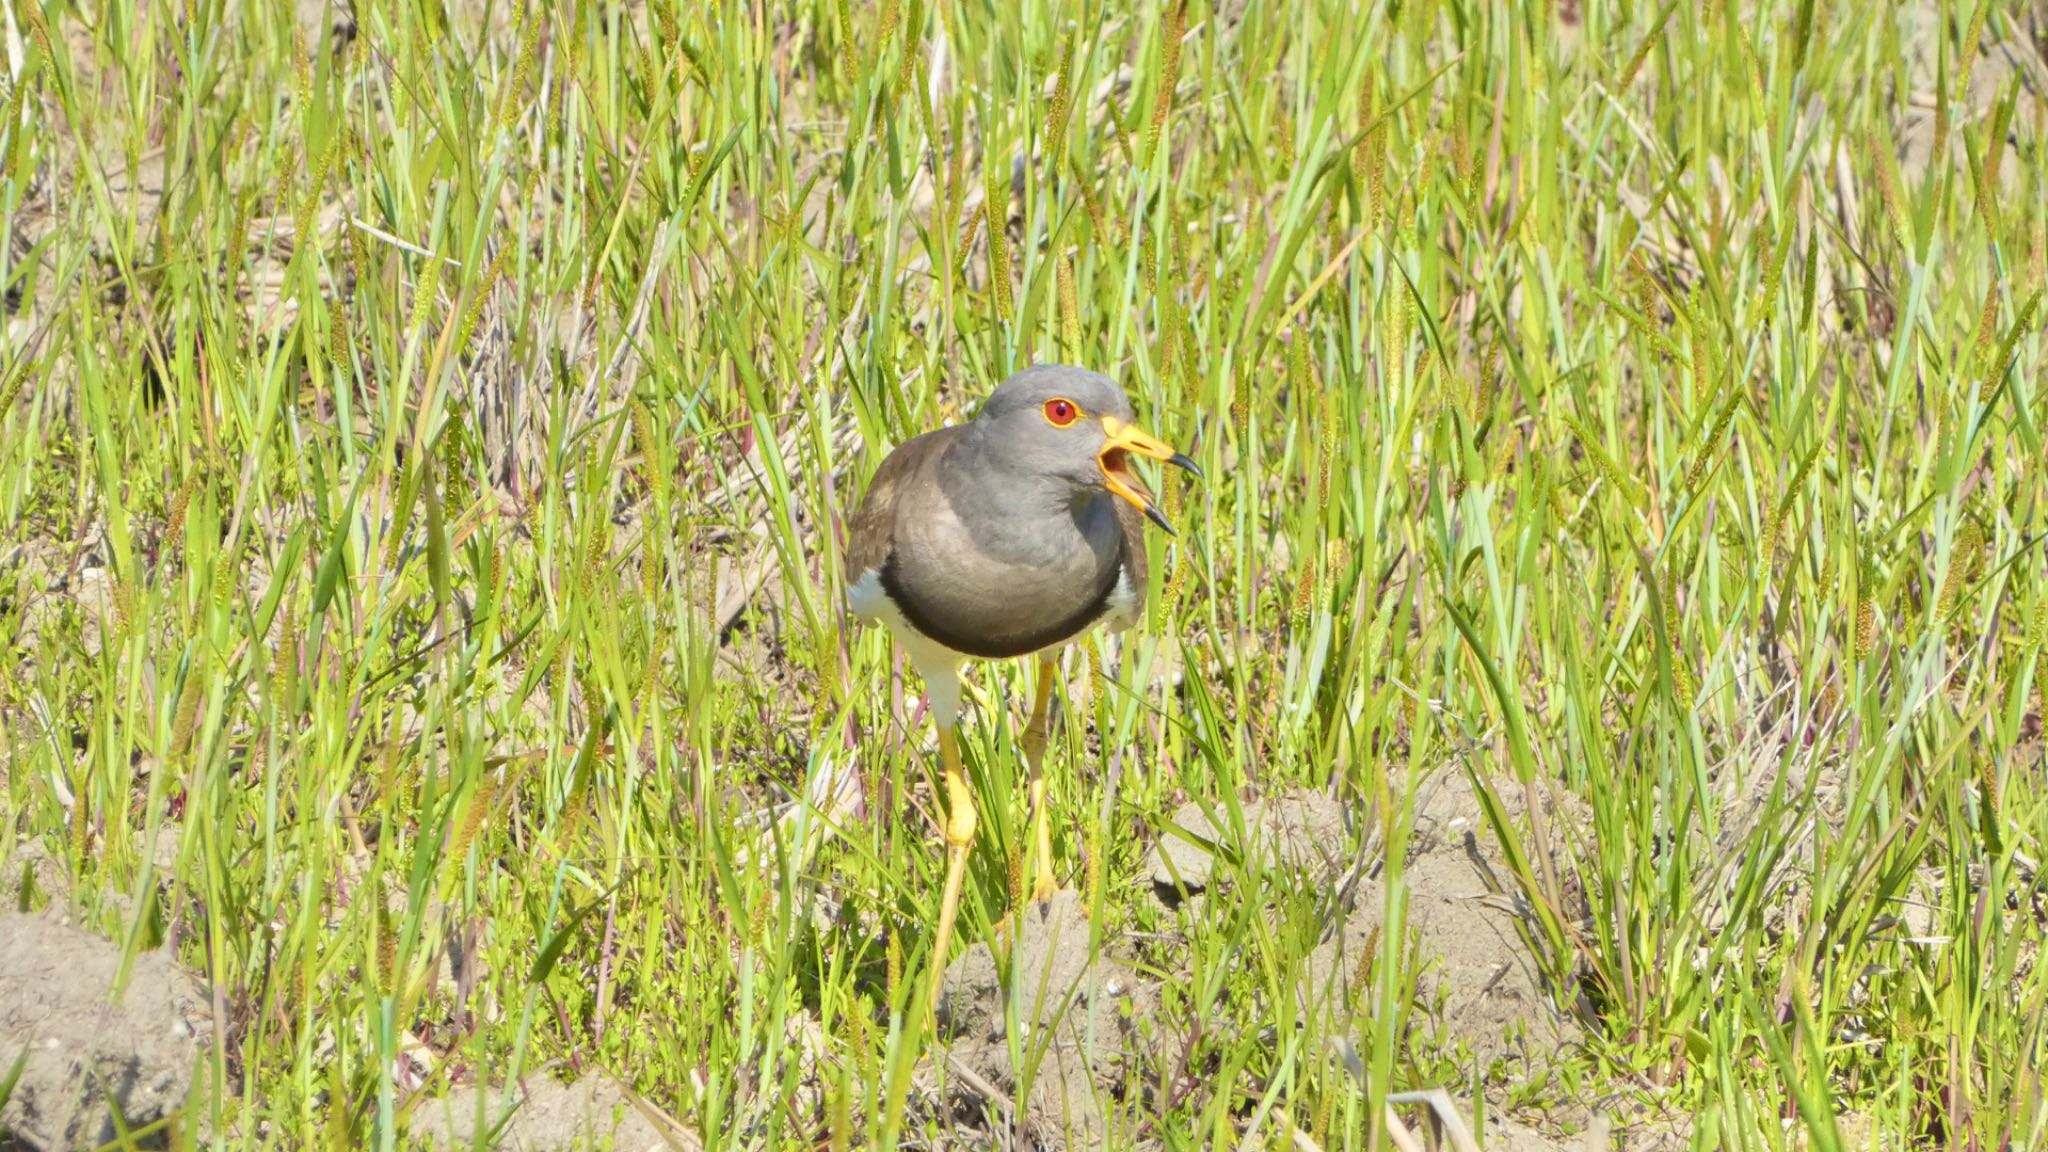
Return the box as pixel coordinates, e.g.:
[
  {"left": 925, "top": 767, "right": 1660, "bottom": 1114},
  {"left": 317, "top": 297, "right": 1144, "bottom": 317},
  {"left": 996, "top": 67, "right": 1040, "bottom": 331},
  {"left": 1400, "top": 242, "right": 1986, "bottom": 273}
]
[
  {"left": 1099, "top": 565, "right": 1140, "bottom": 633},
  {"left": 848, "top": 566, "right": 964, "bottom": 723}
]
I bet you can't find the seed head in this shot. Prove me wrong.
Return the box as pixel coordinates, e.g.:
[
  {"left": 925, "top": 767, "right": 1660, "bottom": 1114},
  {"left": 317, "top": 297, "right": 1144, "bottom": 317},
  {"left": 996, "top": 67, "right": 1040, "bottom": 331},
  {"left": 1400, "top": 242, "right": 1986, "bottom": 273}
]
[
  {"left": 1938, "top": 520, "right": 1983, "bottom": 623},
  {"left": 1855, "top": 559, "right": 1878, "bottom": 660}
]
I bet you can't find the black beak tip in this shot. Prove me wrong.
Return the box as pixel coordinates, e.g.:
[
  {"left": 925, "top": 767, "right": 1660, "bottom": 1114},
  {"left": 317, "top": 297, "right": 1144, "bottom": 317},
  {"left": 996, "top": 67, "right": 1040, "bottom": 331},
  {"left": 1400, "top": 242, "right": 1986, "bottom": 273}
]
[
  {"left": 1168, "top": 452, "right": 1203, "bottom": 480},
  {"left": 1143, "top": 504, "right": 1177, "bottom": 536}
]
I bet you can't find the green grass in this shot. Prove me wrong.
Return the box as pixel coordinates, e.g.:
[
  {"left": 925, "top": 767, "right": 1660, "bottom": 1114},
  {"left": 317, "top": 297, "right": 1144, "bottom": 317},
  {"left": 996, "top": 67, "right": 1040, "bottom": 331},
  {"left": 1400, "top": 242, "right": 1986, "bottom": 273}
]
[{"left": 3, "top": 0, "right": 2047, "bottom": 1147}]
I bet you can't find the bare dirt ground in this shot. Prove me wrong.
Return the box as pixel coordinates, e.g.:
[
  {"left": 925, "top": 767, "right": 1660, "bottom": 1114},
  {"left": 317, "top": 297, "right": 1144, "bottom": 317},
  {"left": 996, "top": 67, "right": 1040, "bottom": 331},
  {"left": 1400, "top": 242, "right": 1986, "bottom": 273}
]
[
  {"left": 0, "top": 880, "right": 701, "bottom": 1152},
  {"left": 1296, "top": 774, "right": 1585, "bottom": 1089},
  {"left": 0, "top": 909, "right": 211, "bottom": 1151},
  {"left": 0, "top": 774, "right": 1673, "bottom": 1152},
  {"left": 1145, "top": 788, "right": 1348, "bottom": 895},
  {"left": 936, "top": 889, "right": 1158, "bottom": 1148},
  {"left": 930, "top": 779, "right": 1607, "bottom": 1150},
  {"left": 425, "top": 1074, "right": 704, "bottom": 1152}
]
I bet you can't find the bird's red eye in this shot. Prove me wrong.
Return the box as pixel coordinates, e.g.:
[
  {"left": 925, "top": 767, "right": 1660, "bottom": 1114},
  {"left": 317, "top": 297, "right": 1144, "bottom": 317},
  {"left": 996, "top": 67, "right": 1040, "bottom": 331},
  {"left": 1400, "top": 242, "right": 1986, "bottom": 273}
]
[{"left": 1043, "top": 398, "right": 1079, "bottom": 427}]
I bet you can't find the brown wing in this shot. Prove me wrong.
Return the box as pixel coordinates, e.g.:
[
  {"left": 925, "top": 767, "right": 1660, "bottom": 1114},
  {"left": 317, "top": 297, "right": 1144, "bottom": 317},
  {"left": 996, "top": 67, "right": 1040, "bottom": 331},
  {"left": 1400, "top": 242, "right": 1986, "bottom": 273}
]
[{"left": 844, "top": 426, "right": 958, "bottom": 581}]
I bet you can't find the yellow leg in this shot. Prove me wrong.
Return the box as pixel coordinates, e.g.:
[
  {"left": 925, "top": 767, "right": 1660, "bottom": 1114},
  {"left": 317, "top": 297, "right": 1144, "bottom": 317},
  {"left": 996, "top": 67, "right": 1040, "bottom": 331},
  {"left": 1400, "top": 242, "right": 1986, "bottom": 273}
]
[
  {"left": 927, "top": 722, "right": 976, "bottom": 1023},
  {"left": 1022, "top": 655, "right": 1058, "bottom": 903}
]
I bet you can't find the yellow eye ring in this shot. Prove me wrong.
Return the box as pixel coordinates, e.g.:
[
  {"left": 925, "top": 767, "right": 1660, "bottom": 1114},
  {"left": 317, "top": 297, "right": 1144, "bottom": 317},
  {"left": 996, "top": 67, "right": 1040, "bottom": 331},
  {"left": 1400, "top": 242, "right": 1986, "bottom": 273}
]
[{"left": 1043, "top": 398, "right": 1080, "bottom": 427}]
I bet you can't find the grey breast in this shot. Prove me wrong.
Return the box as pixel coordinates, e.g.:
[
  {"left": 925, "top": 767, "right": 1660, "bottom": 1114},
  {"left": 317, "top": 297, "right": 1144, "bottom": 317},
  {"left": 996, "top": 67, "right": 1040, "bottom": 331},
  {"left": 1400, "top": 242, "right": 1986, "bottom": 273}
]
[{"left": 881, "top": 439, "right": 1129, "bottom": 660}]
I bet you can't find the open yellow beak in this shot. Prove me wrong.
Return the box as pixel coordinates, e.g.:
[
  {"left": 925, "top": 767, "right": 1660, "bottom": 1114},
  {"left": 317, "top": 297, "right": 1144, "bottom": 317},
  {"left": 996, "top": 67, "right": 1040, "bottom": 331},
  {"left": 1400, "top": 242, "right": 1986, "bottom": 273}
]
[{"left": 1097, "top": 415, "right": 1202, "bottom": 535}]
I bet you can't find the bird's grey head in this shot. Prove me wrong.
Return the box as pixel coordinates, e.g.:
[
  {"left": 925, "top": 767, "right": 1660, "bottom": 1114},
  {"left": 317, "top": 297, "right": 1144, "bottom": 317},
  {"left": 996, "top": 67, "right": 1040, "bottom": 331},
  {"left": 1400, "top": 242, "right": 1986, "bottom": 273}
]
[
  {"left": 960, "top": 364, "right": 1200, "bottom": 534},
  {"left": 970, "top": 366, "right": 1135, "bottom": 489}
]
